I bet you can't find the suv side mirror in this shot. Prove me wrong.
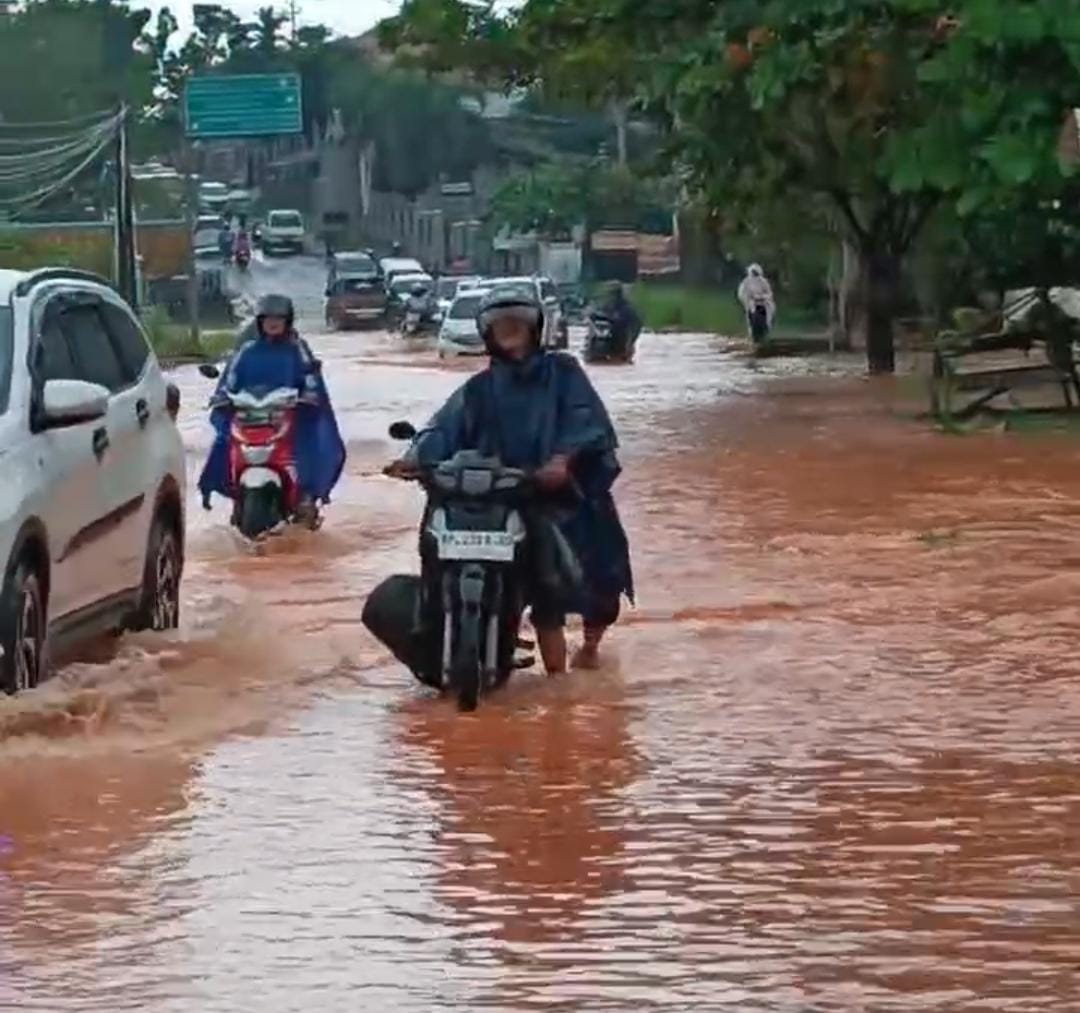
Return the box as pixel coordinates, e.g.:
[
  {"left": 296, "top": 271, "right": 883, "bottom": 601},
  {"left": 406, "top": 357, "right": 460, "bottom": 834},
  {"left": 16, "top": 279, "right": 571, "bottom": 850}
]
[
  {"left": 40, "top": 379, "right": 108, "bottom": 428},
  {"left": 198, "top": 363, "right": 221, "bottom": 380}
]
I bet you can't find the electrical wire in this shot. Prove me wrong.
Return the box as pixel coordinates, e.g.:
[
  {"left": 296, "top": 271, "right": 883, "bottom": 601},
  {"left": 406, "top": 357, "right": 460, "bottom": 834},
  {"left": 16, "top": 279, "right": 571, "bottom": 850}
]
[
  {"left": 0, "top": 108, "right": 120, "bottom": 130},
  {"left": 1, "top": 128, "right": 119, "bottom": 214},
  {"left": 0, "top": 118, "right": 121, "bottom": 181}
]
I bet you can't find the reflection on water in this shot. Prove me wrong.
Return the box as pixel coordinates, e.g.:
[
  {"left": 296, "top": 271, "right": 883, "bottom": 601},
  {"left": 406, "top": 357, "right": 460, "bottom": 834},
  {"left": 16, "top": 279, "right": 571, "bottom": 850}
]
[{"left": 2, "top": 317, "right": 1080, "bottom": 1010}]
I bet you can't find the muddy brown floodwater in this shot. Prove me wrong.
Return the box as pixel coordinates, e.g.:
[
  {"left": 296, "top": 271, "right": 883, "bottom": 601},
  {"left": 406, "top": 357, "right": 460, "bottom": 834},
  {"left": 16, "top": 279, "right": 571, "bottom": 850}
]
[{"left": 2, "top": 267, "right": 1080, "bottom": 1011}]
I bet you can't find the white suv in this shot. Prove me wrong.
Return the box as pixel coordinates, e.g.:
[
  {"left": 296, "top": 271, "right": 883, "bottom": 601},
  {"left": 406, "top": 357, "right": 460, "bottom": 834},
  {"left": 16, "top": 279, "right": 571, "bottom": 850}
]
[
  {"left": 261, "top": 209, "right": 305, "bottom": 256},
  {"left": 0, "top": 268, "right": 186, "bottom": 694},
  {"left": 486, "top": 275, "right": 567, "bottom": 349}
]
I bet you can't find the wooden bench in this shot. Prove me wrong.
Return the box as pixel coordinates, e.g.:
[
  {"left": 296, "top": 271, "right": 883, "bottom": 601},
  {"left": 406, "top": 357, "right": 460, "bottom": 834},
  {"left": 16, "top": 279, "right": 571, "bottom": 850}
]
[{"left": 930, "top": 329, "right": 1080, "bottom": 423}]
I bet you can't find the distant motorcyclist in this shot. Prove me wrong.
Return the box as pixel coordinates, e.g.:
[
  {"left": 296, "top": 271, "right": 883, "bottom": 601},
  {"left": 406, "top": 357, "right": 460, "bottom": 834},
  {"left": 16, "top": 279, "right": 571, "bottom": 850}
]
[
  {"left": 596, "top": 282, "right": 642, "bottom": 361},
  {"left": 218, "top": 220, "right": 234, "bottom": 262},
  {"left": 737, "top": 263, "right": 775, "bottom": 342},
  {"left": 387, "top": 287, "right": 634, "bottom": 673},
  {"left": 232, "top": 223, "right": 252, "bottom": 264},
  {"left": 199, "top": 294, "right": 346, "bottom": 521}
]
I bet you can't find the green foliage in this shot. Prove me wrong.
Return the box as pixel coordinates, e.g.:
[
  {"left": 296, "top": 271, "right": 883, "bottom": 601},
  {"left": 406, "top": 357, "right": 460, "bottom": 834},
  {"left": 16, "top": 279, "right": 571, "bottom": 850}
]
[
  {"left": 489, "top": 162, "right": 671, "bottom": 236},
  {"left": 141, "top": 305, "right": 233, "bottom": 362},
  {"left": 0, "top": 0, "right": 154, "bottom": 125},
  {"left": 387, "top": 0, "right": 1080, "bottom": 371},
  {"left": 328, "top": 61, "right": 491, "bottom": 197},
  {"left": 631, "top": 284, "right": 745, "bottom": 335}
]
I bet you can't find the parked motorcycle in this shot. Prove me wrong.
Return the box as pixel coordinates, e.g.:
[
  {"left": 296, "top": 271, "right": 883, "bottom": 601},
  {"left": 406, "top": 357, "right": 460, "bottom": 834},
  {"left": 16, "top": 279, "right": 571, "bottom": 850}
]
[
  {"left": 374, "top": 423, "right": 540, "bottom": 711},
  {"left": 198, "top": 364, "right": 318, "bottom": 540}
]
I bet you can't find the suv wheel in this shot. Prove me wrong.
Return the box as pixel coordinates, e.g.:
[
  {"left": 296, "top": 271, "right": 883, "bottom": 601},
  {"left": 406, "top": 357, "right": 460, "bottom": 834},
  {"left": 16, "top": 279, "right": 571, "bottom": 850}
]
[
  {"left": 1, "top": 559, "right": 46, "bottom": 694},
  {"left": 132, "top": 515, "right": 181, "bottom": 632}
]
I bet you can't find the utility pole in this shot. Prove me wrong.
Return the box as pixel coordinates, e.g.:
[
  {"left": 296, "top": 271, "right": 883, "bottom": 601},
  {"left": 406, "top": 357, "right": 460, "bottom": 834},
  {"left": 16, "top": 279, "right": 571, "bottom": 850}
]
[
  {"left": 114, "top": 105, "right": 138, "bottom": 310},
  {"left": 288, "top": 0, "right": 299, "bottom": 42},
  {"left": 183, "top": 140, "right": 201, "bottom": 349}
]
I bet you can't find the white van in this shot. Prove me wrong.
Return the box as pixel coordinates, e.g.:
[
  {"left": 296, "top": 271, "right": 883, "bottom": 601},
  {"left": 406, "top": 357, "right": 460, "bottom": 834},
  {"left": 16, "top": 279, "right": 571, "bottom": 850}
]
[{"left": 262, "top": 209, "right": 305, "bottom": 256}]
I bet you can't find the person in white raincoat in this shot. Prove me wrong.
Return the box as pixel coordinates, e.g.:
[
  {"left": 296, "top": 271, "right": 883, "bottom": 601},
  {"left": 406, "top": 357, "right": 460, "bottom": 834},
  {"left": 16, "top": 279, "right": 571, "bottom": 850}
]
[{"left": 737, "top": 263, "right": 776, "bottom": 338}]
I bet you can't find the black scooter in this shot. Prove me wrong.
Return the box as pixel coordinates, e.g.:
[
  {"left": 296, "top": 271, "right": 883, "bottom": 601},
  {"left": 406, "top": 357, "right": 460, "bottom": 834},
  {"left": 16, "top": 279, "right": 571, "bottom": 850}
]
[
  {"left": 584, "top": 311, "right": 633, "bottom": 363},
  {"left": 366, "top": 423, "right": 546, "bottom": 711}
]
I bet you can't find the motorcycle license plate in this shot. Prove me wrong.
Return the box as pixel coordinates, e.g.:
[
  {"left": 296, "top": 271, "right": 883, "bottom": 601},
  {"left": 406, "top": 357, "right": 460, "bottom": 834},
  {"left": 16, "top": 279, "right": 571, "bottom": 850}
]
[{"left": 437, "top": 530, "right": 515, "bottom": 562}]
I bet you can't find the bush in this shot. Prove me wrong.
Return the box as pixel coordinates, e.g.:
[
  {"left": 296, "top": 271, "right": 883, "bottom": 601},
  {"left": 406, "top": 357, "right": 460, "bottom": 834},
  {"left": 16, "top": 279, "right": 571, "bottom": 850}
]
[
  {"left": 630, "top": 283, "right": 746, "bottom": 334},
  {"left": 140, "top": 305, "right": 234, "bottom": 363}
]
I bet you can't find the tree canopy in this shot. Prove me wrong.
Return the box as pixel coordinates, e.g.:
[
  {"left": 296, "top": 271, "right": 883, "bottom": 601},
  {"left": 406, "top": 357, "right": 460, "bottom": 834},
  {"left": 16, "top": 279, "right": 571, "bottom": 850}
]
[{"left": 386, "top": 0, "right": 1080, "bottom": 372}]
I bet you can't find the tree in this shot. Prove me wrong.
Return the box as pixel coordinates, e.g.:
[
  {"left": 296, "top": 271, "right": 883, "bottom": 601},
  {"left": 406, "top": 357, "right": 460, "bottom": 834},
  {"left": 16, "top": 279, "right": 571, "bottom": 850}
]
[
  {"left": 0, "top": 0, "right": 154, "bottom": 124},
  {"left": 385, "top": 0, "right": 1080, "bottom": 374}
]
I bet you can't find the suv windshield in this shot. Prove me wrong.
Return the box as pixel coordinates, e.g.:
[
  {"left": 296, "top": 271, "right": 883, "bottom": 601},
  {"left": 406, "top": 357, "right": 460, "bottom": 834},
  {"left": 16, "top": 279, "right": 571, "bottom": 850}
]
[
  {"left": 0, "top": 305, "right": 12, "bottom": 413},
  {"left": 270, "top": 212, "right": 302, "bottom": 228},
  {"left": 450, "top": 294, "right": 484, "bottom": 319},
  {"left": 336, "top": 255, "right": 377, "bottom": 276}
]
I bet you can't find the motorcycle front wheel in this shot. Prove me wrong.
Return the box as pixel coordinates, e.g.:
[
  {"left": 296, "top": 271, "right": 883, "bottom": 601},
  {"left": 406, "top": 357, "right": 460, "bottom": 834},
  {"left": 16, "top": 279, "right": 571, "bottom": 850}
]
[
  {"left": 236, "top": 485, "right": 282, "bottom": 540},
  {"left": 450, "top": 604, "right": 483, "bottom": 712}
]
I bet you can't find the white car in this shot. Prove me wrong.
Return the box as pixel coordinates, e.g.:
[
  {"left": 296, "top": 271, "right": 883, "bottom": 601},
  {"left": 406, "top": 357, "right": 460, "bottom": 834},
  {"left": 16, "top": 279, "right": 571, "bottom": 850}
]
[
  {"left": 262, "top": 209, "right": 305, "bottom": 256},
  {"left": 379, "top": 257, "right": 426, "bottom": 286},
  {"left": 485, "top": 275, "right": 566, "bottom": 349},
  {"left": 0, "top": 268, "right": 186, "bottom": 693},
  {"left": 434, "top": 275, "right": 481, "bottom": 322},
  {"left": 193, "top": 213, "right": 224, "bottom": 258},
  {"left": 437, "top": 287, "right": 491, "bottom": 357}
]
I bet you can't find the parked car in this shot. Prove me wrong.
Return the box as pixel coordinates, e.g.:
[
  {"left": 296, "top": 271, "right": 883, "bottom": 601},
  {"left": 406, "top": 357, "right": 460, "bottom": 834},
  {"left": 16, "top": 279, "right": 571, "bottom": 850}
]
[
  {"left": 262, "top": 209, "right": 305, "bottom": 256},
  {"left": 485, "top": 275, "right": 567, "bottom": 349},
  {"left": 437, "top": 287, "right": 492, "bottom": 358},
  {"left": 0, "top": 268, "right": 186, "bottom": 693}
]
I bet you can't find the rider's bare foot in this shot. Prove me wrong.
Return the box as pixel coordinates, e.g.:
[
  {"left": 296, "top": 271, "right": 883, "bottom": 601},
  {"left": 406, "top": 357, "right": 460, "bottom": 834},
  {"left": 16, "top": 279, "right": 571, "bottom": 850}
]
[
  {"left": 537, "top": 628, "right": 567, "bottom": 676},
  {"left": 572, "top": 643, "right": 601, "bottom": 670}
]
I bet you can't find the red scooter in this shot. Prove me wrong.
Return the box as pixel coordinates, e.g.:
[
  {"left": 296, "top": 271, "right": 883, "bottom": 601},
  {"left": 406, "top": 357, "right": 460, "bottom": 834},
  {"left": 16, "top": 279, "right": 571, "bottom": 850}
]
[
  {"left": 224, "top": 386, "right": 301, "bottom": 538},
  {"left": 233, "top": 232, "right": 252, "bottom": 271}
]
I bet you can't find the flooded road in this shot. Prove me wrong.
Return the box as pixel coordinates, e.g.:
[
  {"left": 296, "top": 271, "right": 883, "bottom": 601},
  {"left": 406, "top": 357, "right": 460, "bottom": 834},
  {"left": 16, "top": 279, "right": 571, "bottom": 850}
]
[{"left": 3, "top": 257, "right": 1080, "bottom": 1011}]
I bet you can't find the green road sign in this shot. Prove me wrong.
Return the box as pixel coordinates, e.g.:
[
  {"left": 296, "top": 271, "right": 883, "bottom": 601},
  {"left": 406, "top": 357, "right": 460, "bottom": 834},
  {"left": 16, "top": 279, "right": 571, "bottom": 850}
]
[{"left": 184, "top": 74, "right": 303, "bottom": 140}]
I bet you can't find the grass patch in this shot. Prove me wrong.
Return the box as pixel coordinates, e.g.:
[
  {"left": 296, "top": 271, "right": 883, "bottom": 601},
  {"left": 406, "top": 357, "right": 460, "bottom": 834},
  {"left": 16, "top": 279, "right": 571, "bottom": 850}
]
[
  {"left": 141, "top": 305, "right": 234, "bottom": 364},
  {"left": 629, "top": 283, "right": 745, "bottom": 334},
  {"left": 628, "top": 283, "right": 827, "bottom": 336}
]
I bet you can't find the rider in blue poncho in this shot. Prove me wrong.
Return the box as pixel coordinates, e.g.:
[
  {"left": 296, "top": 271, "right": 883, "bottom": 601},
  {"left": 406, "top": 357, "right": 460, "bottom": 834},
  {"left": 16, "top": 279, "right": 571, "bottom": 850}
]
[
  {"left": 387, "top": 287, "right": 633, "bottom": 673},
  {"left": 198, "top": 294, "right": 346, "bottom": 519}
]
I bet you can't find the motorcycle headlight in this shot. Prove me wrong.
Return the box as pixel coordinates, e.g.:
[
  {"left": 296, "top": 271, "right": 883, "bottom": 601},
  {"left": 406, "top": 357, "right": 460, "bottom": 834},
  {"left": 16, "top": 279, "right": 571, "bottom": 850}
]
[{"left": 241, "top": 445, "right": 273, "bottom": 465}]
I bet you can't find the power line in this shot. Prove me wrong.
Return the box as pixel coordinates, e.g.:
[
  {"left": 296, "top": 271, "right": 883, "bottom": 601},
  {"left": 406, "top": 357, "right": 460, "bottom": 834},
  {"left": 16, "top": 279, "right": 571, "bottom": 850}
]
[{"left": 3, "top": 128, "right": 119, "bottom": 214}]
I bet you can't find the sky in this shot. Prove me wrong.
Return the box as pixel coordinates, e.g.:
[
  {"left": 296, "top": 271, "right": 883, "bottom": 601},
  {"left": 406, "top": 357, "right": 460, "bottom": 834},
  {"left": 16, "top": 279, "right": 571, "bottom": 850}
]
[{"left": 152, "top": 1, "right": 402, "bottom": 39}]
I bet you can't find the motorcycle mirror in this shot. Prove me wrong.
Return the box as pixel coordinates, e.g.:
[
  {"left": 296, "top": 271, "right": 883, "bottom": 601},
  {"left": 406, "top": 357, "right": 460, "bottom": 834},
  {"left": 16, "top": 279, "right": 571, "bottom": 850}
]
[
  {"left": 389, "top": 421, "right": 417, "bottom": 441},
  {"left": 311, "top": 358, "right": 323, "bottom": 375},
  {"left": 198, "top": 363, "right": 221, "bottom": 380}
]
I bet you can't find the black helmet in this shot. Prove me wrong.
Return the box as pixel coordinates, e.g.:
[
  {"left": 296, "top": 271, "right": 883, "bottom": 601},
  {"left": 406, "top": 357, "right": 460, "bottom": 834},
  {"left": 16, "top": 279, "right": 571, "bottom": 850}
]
[
  {"left": 477, "top": 286, "right": 544, "bottom": 356},
  {"left": 255, "top": 293, "right": 294, "bottom": 328}
]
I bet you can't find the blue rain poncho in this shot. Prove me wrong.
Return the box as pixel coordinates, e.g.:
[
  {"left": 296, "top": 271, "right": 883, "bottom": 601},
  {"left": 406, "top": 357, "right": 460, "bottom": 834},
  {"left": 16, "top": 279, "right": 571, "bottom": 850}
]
[
  {"left": 198, "top": 331, "right": 346, "bottom": 505},
  {"left": 411, "top": 350, "right": 633, "bottom": 613}
]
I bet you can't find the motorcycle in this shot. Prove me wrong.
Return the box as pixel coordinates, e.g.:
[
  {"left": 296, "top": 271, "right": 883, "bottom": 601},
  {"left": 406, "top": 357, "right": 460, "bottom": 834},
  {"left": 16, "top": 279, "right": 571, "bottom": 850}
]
[
  {"left": 234, "top": 243, "right": 251, "bottom": 271},
  {"left": 401, "top": 307, "right": 436, "bottom": 338},
  {"left": 198, "top": 364, "right": 318, "bottom": 540},
  {"left": 375, "top": 423, "right": 542, "bottom": 711},
  {"left": 584, "top": 311, "right": 631, "bottom": 363},
  {"left": 747, "top": 297, "right": 771, "bottom": 345}
]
